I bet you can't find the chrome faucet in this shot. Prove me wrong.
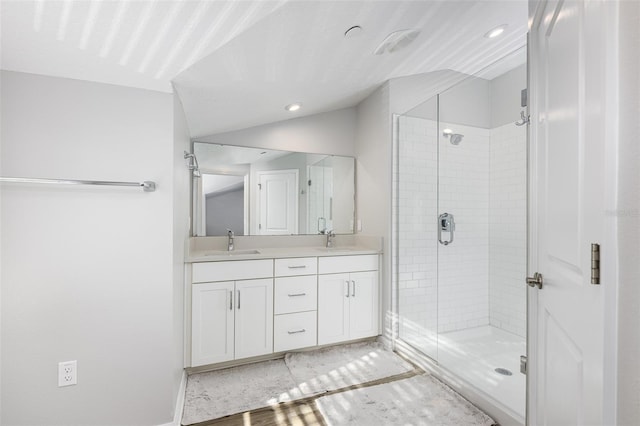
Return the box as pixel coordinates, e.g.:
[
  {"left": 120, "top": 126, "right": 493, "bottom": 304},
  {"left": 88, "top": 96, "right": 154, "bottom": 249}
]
[
  {"left": 326, "top": 230, "right": 335, "bottom": 248},
  {"left": 227, "top": 229, "right": 234, "bottom": 251}
]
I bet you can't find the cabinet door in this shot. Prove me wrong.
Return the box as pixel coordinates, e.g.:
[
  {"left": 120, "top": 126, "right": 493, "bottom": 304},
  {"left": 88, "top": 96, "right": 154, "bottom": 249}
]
[
  {"left": 234, "top": 278, "right": 274, "bottom": 359},
  {"left": 318, "top": 273, "right": 350, "bottom": 345},
  {"left": 348, "top": 271, "right": 379, "bottom": 340},
  {"left": 192, "top": 281, "right": 235, "bottom": 366}
]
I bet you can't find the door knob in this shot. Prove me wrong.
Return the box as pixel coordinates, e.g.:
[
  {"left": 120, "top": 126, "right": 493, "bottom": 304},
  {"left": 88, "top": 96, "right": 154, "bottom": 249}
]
[{"left": 526, "top": 272, "right": 543, "bottom": 289}]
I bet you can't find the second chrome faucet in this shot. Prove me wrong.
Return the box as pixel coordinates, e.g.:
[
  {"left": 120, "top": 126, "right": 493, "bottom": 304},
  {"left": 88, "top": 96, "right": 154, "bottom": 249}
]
[
  {"left": 326, "top": 230, "right": 335, "bottom": 248},
  {"left": 227, "top": 229, "right": 234, "bottom": 251}
]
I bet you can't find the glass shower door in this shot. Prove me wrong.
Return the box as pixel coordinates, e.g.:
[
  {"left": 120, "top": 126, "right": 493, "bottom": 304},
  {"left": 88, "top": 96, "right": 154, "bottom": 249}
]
[{"left": 396, "top": 96, "right": 439, "bottom": 361}]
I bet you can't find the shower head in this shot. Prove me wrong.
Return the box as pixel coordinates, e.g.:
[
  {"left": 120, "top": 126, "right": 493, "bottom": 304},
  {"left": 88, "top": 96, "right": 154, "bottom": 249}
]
[
  {"left": 442, "top": 131, "right": 464, "bottom": 145},
  {"left": 449, "top": 134, "right": 463, "bottom": 145}
]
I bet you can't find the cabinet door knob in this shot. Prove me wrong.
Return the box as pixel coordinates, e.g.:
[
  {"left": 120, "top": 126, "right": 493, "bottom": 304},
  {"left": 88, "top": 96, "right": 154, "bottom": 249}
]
[
  {"left": 352, "top": 280, "right": 356, "bottom": 297},
  {"left": 345, "top": 280, "right": 350, "bottom": 298}
]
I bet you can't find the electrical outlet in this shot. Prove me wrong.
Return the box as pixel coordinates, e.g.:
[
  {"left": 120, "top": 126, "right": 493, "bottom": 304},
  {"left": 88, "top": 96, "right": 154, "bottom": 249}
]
[{"left": 58, "top": 360, "right": 77, "bottom": 387}]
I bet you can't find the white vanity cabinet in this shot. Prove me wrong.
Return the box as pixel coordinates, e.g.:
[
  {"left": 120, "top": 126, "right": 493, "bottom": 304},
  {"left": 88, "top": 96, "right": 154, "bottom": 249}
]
[
  {"left": 317, "top": 255, "right": 379, "bottom": 345},
  {"left": 191, "top": 260, "right": 273, "bottom": 367},
  {"left": 188, "top": 251, "right": 380, "bottom": 368}
]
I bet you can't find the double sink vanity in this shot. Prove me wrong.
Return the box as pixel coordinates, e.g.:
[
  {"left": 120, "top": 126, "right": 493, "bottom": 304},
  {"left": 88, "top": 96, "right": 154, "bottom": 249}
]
[{"left": 185, "top": 236, "right": 382, "bottom": 369}]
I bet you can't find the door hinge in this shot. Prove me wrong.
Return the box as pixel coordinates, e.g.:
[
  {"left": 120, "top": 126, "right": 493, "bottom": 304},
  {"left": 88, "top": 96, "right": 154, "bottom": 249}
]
[
  {"left": 308, "top": 179, "right": 312, "bottom": 186},
  {"left": 591, "top": 243, "right": 600, "bottom": 285},
  {"left": 258, "top": 223, "right": 262, "bottom": 230},
  {"left": 520, "top": 355, "right": 527, "bottom": 375},
  {"left": 258, "top": 183, "right": 262, "bottom": 190}
]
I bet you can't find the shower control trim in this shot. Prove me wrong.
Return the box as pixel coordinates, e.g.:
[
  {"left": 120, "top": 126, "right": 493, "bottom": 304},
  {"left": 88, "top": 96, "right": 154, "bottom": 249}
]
[{"left": 438, "top": 212, "right": 455, "bottom": 246}]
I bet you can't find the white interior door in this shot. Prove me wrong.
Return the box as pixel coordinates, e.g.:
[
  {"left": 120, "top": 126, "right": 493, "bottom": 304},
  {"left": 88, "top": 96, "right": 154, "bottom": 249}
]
[
  {"left": 257, "top": 169, "right": 298, "bottom": 235},
  {"left": 529, "top": 1, "right": 606, "bottom": 424}
]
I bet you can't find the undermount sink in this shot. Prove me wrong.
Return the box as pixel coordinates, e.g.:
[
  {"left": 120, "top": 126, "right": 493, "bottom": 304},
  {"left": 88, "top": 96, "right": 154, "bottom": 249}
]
[
  {"left": 204, "top": 249, "right": 261, "bottom": 256},
  {"left": 315, "top": 247, "right": 358, "bottom": 252}
]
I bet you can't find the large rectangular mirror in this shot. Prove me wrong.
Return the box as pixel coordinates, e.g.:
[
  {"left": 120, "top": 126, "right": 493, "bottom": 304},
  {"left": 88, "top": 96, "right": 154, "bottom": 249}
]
[{"left": 192, "top": 142, "right": 355, "bottom": 236}]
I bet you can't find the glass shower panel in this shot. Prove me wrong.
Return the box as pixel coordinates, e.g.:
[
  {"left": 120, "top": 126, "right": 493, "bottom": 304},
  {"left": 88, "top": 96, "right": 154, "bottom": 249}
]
[
  {"left": 436, "top": 79, "right": 493, "bottom": 372},
  {"left": 396, "top": 95, "right": 439, "bottom": 360},
  {"left": 395, "top": 47, "right": 527, "bottom": 421},
  {"left": 435, "top": 56, "right": 528, "bottom": 419}
]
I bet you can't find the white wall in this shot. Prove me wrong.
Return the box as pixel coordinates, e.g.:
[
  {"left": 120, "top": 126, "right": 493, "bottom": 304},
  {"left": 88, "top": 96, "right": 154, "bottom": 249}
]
[
  {"left": 616, "top": 0, "right": 640, "bottom": 423},
  {"left": 355, "top": 83, "right": 393, "bottom": 338},
  {"left": 195, "top": 107, "right": 357, "bottom": 157},
  {"left": 172, "top": 92, "right": 191, "bottom": 412},
  {"left": 389, "top": 70, "right": 470, "bottom": 117},
  {"left": 0, "top": 71, "right": 179, "bottom": 426},
  {"left": 489, "top": 123, "right": 527, "bottom": 337},
  {"left": 490, "top": 64, "right": 527, "bottom": 128}
]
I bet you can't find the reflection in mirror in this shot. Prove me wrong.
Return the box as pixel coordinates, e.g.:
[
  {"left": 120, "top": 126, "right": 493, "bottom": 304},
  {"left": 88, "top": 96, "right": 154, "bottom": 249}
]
[{"left": 193, "top": 142, "right": 355, "bottom": 236}]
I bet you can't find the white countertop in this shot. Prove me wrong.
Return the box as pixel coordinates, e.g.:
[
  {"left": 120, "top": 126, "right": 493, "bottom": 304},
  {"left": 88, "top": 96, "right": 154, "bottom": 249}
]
[{"left": 186, "top": 246, "right": 381, "bottom": 263}]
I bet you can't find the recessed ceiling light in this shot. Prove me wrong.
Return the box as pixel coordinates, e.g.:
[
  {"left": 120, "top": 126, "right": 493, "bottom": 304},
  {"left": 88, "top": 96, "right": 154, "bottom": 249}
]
[
  {"left": 285, "top": 103, "right": 302, "bottom": 112},
  {"left": 484, "top": 24, "right": 507, "bottom": 39},
  {"left": 443, "top": 128, "right": 453, "bottom": 134}
]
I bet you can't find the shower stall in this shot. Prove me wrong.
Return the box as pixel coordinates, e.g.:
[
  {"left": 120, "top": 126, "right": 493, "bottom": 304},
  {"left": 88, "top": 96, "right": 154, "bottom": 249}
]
[{"left": 393, "top": 50, "right": 528, "bottom": 422}]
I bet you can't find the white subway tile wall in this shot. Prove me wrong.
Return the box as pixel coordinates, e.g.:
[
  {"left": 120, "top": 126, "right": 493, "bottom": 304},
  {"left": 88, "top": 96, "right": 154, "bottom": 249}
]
[
  {"left": 396, "top": 115, "right": 439, "bottom": 358},
  {"left": 438, "top": 122, "right": 491, "bottom": 333},
  {"left": 395, "top": 116, "right": 527, "bottom": 351},
  {"left": 489, "top": 123, "right": 527, "bottom": 337}
]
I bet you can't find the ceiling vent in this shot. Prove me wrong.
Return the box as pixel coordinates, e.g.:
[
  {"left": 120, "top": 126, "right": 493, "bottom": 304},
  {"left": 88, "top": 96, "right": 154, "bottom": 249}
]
[{"left": 373, "top": 29, "right": 420, "bottom": 55}]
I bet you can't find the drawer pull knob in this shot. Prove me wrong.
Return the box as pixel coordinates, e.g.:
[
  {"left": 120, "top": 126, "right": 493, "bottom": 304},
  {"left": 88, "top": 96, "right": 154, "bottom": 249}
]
[
  {"left": 288, "top": 265, "right": 307, "bottom": 269},
  {"left": 287, "top": 329, "right": 306, "bottom": 334},
  {"left": 287, "top": 292, "right": 306, "bottom": 297}
]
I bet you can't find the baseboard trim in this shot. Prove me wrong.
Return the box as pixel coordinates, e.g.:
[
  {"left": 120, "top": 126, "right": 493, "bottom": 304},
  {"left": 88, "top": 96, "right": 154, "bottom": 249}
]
[{"left": 158, "top": 370, "right": 187, "bottom": 426}]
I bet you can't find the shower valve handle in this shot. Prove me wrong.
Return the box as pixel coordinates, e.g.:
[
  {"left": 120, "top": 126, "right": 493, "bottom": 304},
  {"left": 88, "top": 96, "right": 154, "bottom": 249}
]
[{"left": 438, "top": 213, "right": 455, "bottom": 246}]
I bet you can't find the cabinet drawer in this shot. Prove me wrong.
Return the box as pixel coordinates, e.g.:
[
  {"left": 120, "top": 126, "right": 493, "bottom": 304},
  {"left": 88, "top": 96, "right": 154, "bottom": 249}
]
[
  {"left": 274, "top": 276, "right": 317, "bottom": 314},
  {"left": 192, "top": 259, "right": 273, "bottom": 283},
  {"left": 274, "top": 257, "right": 317, "bottom": 276},
  {"left": 274, "top": 311, "right": 317, "bottom": 352},
  {"left": 318, "top": 255, "right": 378, "bottom": 274}
]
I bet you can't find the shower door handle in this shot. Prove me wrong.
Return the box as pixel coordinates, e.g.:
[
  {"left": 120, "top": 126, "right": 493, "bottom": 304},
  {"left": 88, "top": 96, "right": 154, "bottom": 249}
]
[{"left": 438, "top": 213, "right": 455, "bottom": 246}]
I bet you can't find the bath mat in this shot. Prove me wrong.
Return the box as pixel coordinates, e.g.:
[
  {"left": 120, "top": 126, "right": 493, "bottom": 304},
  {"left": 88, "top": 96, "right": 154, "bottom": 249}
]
[
  {"left": 181, "top": 360, "right": 303, "bottom": 425},
  {"left": 285, "top": 341, "right": 415, "bottom": 396},
  {"left": 315, "top": 373, "right": 496, "bottom": 426}
]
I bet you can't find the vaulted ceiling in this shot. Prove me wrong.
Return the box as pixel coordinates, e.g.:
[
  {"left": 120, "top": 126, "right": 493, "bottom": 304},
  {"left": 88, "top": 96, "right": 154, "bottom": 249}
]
[{"left": 0, "top": 0, "right": 528, "bottom": 138}]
